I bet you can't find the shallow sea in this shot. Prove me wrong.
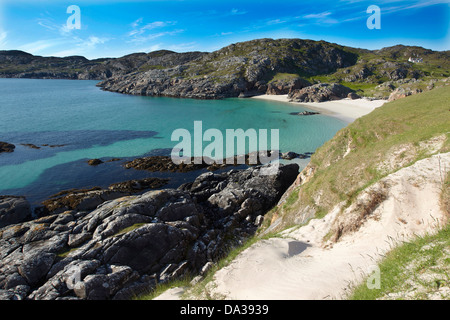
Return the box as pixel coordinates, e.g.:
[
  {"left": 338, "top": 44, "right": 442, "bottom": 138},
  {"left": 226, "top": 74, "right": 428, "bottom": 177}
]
[{"left": 0, "top": 78, "right": 346, "bottom": 206}]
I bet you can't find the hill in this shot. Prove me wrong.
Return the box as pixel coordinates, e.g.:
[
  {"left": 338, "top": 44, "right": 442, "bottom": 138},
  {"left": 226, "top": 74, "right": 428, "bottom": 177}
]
[{"left": 1, "top": 38, "right": 449, "bottom": 100}]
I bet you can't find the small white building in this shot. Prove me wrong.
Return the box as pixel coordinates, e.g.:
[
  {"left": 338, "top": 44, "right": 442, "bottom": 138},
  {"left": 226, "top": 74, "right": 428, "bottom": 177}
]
[{"left": 408, "top": 57, "right": 423, "bottom": 63}]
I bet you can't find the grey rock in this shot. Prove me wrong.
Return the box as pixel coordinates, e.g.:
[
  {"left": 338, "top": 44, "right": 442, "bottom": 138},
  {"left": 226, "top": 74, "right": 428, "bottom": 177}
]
[
  {"left": 281, "top": 151, "right": 300, "bottom": 160},
  {"left": 0, "top": 163, "right": 298, "bottom": 300},
  {"left": 288, "top": 83, "right": 355, "bottom": 103},
  {"left": 0, "top": 196, "right": 32, "bottom": 228},
  {"left": 68, "top": 232, "right": 92, "bottom": 247},
  {"left": 18, "top": 252, "right": 56, "bottom": 286},
  {"left": 0, "top": 142, "right": 15, "bottom": 153}
]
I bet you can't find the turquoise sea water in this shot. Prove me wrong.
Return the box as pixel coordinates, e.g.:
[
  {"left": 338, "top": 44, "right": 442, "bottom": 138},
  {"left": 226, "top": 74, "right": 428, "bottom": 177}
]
[{"left": 0, "top": 79, "right": 347, "bottom": 205}]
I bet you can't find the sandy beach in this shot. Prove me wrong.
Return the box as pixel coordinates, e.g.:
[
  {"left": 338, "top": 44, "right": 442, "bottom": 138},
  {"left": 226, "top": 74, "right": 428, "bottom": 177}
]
[{"left": 251, "top": 94, "right": 387, "bottom": 123}]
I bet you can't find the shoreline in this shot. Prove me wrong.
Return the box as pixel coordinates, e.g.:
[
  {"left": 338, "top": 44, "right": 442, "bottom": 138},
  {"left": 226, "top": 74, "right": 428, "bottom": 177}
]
[{"left": 250, "top": 94, "right": 387, "bottom": 123}]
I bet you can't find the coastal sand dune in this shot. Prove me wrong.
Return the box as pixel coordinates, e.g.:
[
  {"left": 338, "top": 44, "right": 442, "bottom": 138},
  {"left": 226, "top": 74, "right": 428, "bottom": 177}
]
[
  {"left": 251, "top": 95, "right": 387, "bottom": 122},
  {"left": 156, "top": 152, "right": 449, "bottom": 300},
  {"left": 205, "top": 153, "right": 449, "bottom": 300}
]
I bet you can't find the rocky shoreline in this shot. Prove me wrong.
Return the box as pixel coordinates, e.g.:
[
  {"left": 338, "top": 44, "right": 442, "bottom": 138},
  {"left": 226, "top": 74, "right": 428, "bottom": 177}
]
[{"left": 0, "top": 162, "right": 298, "bottom": 300}]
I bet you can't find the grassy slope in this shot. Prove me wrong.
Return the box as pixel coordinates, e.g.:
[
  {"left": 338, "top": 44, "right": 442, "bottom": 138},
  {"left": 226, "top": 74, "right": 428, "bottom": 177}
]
[
  {"left": 307, "top": 47, "right": 450, "bottom": 97},
  {"left": 349, "top": 222, "right": 449, "bottom": 300},
  {"left": 275, "top": 85, "right": 450, "bottom": 231},
  {"left": 349, "top": 171, "right": 449, "bottom": 300}
]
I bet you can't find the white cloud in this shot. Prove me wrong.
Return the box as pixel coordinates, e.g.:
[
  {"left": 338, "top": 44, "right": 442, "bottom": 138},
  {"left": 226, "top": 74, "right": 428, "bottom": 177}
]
[
  {"left": 131, "top": 18, "right": 143, "bottom": 28},
  {"left": 18, "top": 39, "right": 65, "bottom": 54},
  {"left": 230, "top": 8, "right": 247, "bottom": 16},
  {"left": 128, "top": 19, "right": 177, "bottom": 38},
  {"left": 129, "top": 29, "right": 184, "bottom": 44},
  {"left": 267, "top": 19, "right": 287, "bottom": 25},
  {"left": 127, "top": 18, "right": 182, "bottom": 45},
  {"left": 303, "top": 12, "right": 332, "bottom": 19},
  {"left": 301, "top": 11, "right": 339, "bottom": 25},
  {"left": 85, "top": 35, "right": 109, "bottom": 47}
]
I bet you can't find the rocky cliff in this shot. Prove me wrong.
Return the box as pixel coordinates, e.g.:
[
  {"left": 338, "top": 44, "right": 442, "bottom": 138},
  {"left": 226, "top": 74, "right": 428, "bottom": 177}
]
[{"left": 97, "top": 38, "right": 358, "bottom": 99}]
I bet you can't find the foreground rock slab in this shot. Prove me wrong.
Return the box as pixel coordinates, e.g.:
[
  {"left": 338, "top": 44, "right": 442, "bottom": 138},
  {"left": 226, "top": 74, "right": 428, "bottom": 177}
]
[{"left": 0, "top": 163, "right": 298, "bottom": 300}]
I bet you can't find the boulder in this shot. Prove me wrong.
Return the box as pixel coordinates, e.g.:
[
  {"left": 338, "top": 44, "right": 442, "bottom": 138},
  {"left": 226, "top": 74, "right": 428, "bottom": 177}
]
[
  {"left": 347, "top": 92, "right": 361, "bottom": 100},
  {"left": 87, "top": 159, "right": 103, "bottom": 166},
  {"left": 18, "top": 253, "right": 56, "bottom": 286},
  {"left": 266, "top": 78, "right": 311, "bottom": 95},
  {"left": 288, "top": 83, "right": 355, "bottom": 103},
  {"left": 0, "top": 196, "right": 32, "bottom": 228},
  {"left": 289, "top": 111, "right": 320, "bottom": 116},
  {"left": 41, "top": 188, "right": 127, "bottom": 214},
  {"left": 388, "top": 87, "right": 422, "bottom": 102},
  {"left": 0, "top": 142, "right": 15, "bottom": 153},
  {"left": 280, "top": 151, "right": 300, "bottom": 160}
]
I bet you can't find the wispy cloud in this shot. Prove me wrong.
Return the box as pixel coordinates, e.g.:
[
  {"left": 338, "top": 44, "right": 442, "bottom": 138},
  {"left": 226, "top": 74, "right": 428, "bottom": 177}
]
[
  {"left": 128, "top": 29, "right": 184, "bottom": 44},
  {"left": 302, "top": 11, "right": 339, "bottom": 25},
  {"left": 18, "top": 39, "right": 66, "bottom": 55},
  {"left": 303, "top": 12, "right": 332, "bottom": 19},
  {"left": 36, "top": 16, "right": 78, "bottom": 37},
  {"left": 266, "top": 19, "right": 287, "bottom": 25},
  {"left": 51, "top": 36, "right": 111, "bottom": 57},
  {"left": 127, "top": 18, "right": 181, "bottom": 44},
  {"left": 230, "top": 8, "right": 247, "bottom": 16},
  {"left": 128, "top": 20, "right": 177, "bottom": 37}
]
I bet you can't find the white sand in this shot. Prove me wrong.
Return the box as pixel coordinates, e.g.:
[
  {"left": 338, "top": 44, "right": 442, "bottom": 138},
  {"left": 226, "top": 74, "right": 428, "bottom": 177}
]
[
  {"left": 155, "top": 153, "right": 450, "bottom": 300},
  {"left": 251, "top": 94, "right": 387, "bottom": 122},
  {"left": 205, "top": 153, "right": 450, "bottom": 300}
]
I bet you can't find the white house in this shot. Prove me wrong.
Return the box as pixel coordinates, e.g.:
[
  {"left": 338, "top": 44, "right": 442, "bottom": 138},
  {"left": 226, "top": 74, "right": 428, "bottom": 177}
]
[{"left": 408, "top": 57, "right": 423, "bottom": 63}]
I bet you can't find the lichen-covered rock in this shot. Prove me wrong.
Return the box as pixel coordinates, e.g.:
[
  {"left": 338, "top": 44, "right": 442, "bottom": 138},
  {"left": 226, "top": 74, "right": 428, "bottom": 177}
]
[
  {"left": 288, "top": 83, "right": 355, "bottom": 103},
  {"left": 0, "top": 163, "right": 298, "bottom": 300}
]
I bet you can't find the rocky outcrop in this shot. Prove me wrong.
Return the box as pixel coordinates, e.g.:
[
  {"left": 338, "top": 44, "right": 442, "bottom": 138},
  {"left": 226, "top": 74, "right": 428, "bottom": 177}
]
[
  {"left": 290, "top": 111, "right": 320, "bottom": 116},
  {"left": 40, "top": 187, "right": 126, "bottom": 215},
  {"left": 124, "top": 156, "right": 210, "bottom": 173},
  {"left": 87, "top": 159, "right": 103, "bottom": 166},
  {"left": 97, "top": 39, "right": 358, "bottom": 99},
  {"left": 123, "top": 153, "right": 274, "bottom": 173},
  {"left": 266, "top": 78, "right": 311, "bottom": 95},
  {"left": 0, "top": 142, "right": 15, "bottom": 153},
  {"left": 0, "top": 196, "right": 32, "bottom": 228},
  {"left": 0, "top": 163, "right": 298, "bottom": 300},
  {"left": 108, "top": 178, "right": 169, "bottom": 193},
  {"left": 388, "top": 87, "right": 423, "bottom": 102},
  {"left": 288, "top": 83, "right": 355, "bottom": 103},
  {"left": 39, "top": 177, "right": 170, "bottom": 215}
]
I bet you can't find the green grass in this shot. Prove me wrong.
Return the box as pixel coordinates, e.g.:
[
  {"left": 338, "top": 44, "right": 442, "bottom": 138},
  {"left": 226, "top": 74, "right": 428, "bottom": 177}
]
[
  {"left": 340, "top": 81, "right": 378, "bottom": 95},
  {"left": 274, "top": 86, "right": 450, "bottom": 230},
  {"left": 57, "top": 246, "right": 80, "bottom": 258},
  {"left": 112, "top": 223, "right": 147, "bottom": 237},
  {"left": 134, "top": 275, "right": 194, "bottom": 300},
  {"left": 135, "top": 228, "right": 285, "bottom": 300},
  {"left": 349, "top": 223, "right": 450, "bottom": 300},
  {"left": 268, "top": 73, "right": 301, "bottom": 83}
]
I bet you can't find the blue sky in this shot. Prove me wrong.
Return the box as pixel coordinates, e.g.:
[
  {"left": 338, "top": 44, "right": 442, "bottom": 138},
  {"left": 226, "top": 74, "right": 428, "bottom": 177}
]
[{"left": 0, "top": 0, "right": 448, "bottom": 59}]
